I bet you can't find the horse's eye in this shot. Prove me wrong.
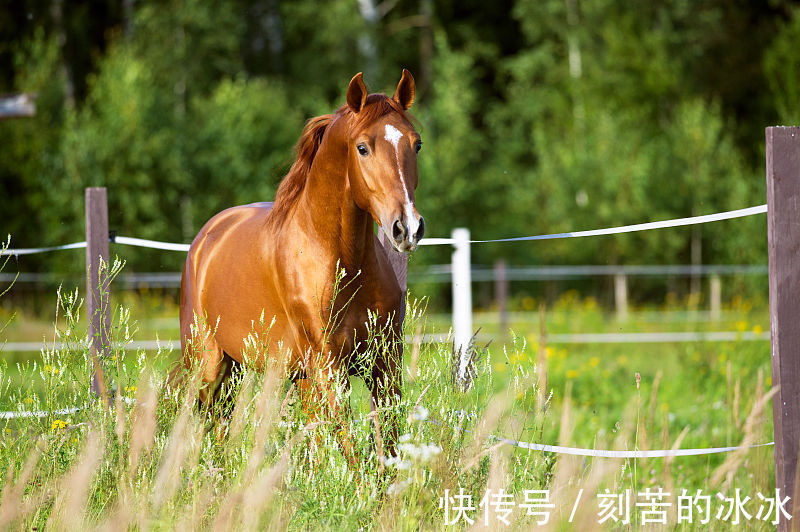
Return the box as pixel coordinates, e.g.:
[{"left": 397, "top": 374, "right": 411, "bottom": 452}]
[
  {"left": 357, "top": 144, "right": 369, "bottom": 156},
  {"left": 415, "top": 141, "right": 422, "bottom": 153}
]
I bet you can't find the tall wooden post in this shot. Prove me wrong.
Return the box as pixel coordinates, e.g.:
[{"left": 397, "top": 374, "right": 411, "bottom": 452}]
[
  {"left": 614, "top": 272, "right": 628, "bottom": 321},
  {"left": 85, "top": 187, "right": 111, "bottom": 403},
  {"left": 709, "top": 274, "right": 721, "bottom": 321},
  {"left": 494, "top": 260, "right": 509, "bottom": 340},
  {"left": 766, "top": 126, "right": 800, "bottom": 529}
]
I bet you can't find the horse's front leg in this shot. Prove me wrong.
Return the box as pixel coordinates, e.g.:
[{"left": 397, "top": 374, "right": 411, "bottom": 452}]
[{"left": 299, "top": 358, "right": 358, "bottom": 466}]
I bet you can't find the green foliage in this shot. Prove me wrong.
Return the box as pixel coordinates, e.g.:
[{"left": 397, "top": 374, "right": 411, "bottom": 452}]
[
  {"left": 764, "top": 7, "right": 800, "bottom": 125},
  {"left": 0, "top": 0, "right": 789, "bottom": 293}
]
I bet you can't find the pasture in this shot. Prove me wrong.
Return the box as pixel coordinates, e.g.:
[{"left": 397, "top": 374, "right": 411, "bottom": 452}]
[{"left": 0, "top": 281, "right": 779, "bottom": 530}]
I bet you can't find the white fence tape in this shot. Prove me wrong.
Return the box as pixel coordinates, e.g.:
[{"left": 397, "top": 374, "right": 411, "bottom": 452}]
[
  {"left": 113, "top": 236, "right": 190, "bottom": 252},
  {"left": 419, "top": 204, "right": 767, "bottom": 246},
  {"left": 426, "top": 417, "right": 773, "bottom": 458},
  {"left": 493, "top": 436, "right": 774, "bottom": 458},
  {"left": 2, "top": 204, "right": 768, "bottom": 255},
  {"left": 0, "top": 241, "right": 87, "bottom": 256}
]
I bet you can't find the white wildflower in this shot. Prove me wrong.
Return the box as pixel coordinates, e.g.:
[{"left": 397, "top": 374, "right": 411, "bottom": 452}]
[{"left": 410, "top": 405, "right": 429, "bottom": 422}]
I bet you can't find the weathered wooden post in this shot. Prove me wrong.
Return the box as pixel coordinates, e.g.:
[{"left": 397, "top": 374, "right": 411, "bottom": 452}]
[
  {"left": 452, "top": 228, "right": 472, "bottom": 385},
  {"left": 85, "top": 187, "right": 111, "bottom": 403},
  {"left": 709, "top": 274, "right": 721, "bottom": 321},
  {"left": 614, "top": 271, "right": 628, "bottom": 321},
  {"left": 766, "top": 126, "right": 800, "bottom": 529},
  {"left": 494, "top": 259, "right": 509, "bottom": 340}
]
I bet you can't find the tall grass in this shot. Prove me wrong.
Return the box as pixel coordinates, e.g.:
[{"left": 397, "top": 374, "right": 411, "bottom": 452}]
[{"left": 0, "top": 251, "right": 781, "bottom": 529}]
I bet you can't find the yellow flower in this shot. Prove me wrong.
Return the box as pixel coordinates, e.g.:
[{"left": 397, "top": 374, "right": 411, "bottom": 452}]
[
  {"left": 736, "top": 321, "right": 748, "bottom": 332},
  {"left": 493, "top": 363, "right": 507, "bottom": 373},
  {"left": 589, "top": 357, "right": 600, "bottom": 368},
  {"left": 566, "top": 369, "right": 580, "bottom": 379},
  {"left": 617, "top": 356, "right": 627, "bottom": 365},
  {"left": 51, "top": 419, "right": 67, "bottom": 431},
  {"left": 545, "top": 347, "right": 555, "bottom": 359},
  {"left": 752, "top": 324, "right": 764, "bottom": 335},
  {"left": 522, "top": 297, "right": 535, "bottom": 311}
]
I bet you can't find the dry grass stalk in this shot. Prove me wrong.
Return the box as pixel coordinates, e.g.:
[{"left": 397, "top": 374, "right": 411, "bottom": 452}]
[
  {"left": 460, "top": 392, "right": 511, "bottom": 472},
  {"left": 537, "top": 302, "right": 548, "bottom": 412},
  {"left": 149, "top": 383, "right": 202, "bottom": 516},
  {"left": 0, "top": 445, "right": 44, "bottom": 528},
  {"left": 367, "top": 407, "right": 386, "bottom": 474},
  {"left": 211, "top": 364, "right": 283, "bottom": 529},
  {"left": 733, "top": 377, "right": 741, "bottom": 429},
  {"left": 227, "top": 373, "right": 256, "bottom": 444},
  {"left": 238, "top": 421, "right": 320, "bottom": 531},
  {"left": 662, "top": 425, "right": 690, "bottom": 524},
  {"left": 710, "top": 385, "right": 779, "bottom": 488},
  {"left": 127, "top": 375, "right": 159, "bottom": 477},
  {"left": 542, "top": 383, "right": 580, "bottom": 529},
  {"left": 467, "top": 446, "right": 509, "bottom": 532},
  {"left": 647, "top": 370, "right": 662, "bottom": 427},
  {"left": 407, "top": 323, "right": 423, "bottom": 382},
  {"left": 46, "top": 430, "right": 102, "bottom": 531}
]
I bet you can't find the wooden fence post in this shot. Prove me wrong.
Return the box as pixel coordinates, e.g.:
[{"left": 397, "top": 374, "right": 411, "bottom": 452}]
[
  {"left": 85, "top": 187, "right": 111, "bottom": 403},
  {"left": 452, "top": 228, "right": 472, "bottom": 385},
  {"left": 614, "top": 272, "right": 628, "bottom": 321},
  {"left": 494, "top": 259, "right": 509, "bottom": 340},
  {"left": 709, "top": 274, "right": 721, "bottom": 321},
  {"left": 766, "top": 126, "right": 800, "bottom": 529}
]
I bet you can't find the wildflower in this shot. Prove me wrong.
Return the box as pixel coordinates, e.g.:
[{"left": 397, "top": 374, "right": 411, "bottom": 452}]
[
  {"left": 51, "top": 419, "right": 67, "bottom": 431},
  {"left": 387, "top": 479, "right": 412, "bottom": 496},
  {"left": 589, "top": 356, "right": 600, "bottom": 367},
  {"left": 565, "top": 369, "right": 579, "bottom": 379},
  {"left": 410, "top": 405, "right": 429, "bottom": 422}
]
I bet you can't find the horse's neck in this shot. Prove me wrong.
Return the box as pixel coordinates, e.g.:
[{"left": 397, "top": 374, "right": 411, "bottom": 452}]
[{"left": 295, "top": 142, "right": 374, "bottom": 270}]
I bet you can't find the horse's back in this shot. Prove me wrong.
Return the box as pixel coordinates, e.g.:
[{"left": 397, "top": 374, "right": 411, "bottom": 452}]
[{"left": 180, "top": 201, "right": 280, "bottom": 362}]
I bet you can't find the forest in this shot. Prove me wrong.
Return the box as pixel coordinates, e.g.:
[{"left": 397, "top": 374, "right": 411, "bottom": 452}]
[{"left": 2, "top": 0, "right": 799, "bottom": 300}]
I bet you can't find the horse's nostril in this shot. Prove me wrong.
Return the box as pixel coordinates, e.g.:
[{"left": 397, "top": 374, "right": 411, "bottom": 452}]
[
  {"left": 414, "top": 217, "right": 425, "bottom": 241},
  {"left": 392, "top": 219, "right": 405, "bottom": 242}
]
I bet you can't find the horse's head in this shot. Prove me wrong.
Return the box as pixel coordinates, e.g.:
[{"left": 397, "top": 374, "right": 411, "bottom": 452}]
[{"left": 344, "top": 70, "right": 425, "bottom": 253}]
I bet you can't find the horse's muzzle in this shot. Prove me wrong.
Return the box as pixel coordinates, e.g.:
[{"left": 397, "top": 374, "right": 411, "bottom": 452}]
[{"left": 390, "top": 215, "right": 425, "bottom": 252}]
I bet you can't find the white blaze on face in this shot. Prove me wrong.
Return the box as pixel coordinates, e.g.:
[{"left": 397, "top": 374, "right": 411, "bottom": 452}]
[{"left": 384, "top": 124, "right": 420, "bottom": 240}]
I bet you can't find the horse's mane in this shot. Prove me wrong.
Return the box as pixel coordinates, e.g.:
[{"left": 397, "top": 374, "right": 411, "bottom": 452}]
[{"left": 267, "top": 94, "right": 407, "bottom": 226}]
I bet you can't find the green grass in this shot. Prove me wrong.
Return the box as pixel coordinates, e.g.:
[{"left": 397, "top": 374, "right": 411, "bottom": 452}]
[{"left": 0, "top": 279, "right": 781, "bottom": 530}]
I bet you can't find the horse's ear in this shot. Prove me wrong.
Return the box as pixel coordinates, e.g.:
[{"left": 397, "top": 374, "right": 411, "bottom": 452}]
[
  {"left": 347, "top": 72, "right": 368, "bottom": 114},
  {"left": 393, "top": 69, "right": 415, "bottom": 110}
]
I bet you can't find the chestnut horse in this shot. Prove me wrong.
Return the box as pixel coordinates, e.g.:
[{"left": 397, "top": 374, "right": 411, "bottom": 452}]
[{"left": 179, "top": 70, "right": 424, "bottom": 455}]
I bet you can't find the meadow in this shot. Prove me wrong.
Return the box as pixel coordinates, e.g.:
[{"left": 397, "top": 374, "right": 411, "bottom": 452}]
[{"left": 0, "top": 269, "right": 781, "bottom": 530}]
